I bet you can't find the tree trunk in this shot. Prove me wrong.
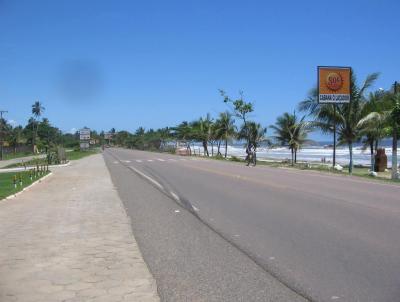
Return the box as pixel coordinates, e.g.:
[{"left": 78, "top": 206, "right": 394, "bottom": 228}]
[
  {"left": 370, "top": 140, "right": 375, "bottom": 172},
  {"left": 294, "top": 149, "right": 297, "bottom": 164},
  {"left": 291, "top": 148, "right": 294, "bottom": 166},
  {"left": 224, "top": 139, "right": 228, "bottom": 158},
  {"left": 203, "top": 141, "right": 209, "bottom": 157},
  {"left": 217, "top": 141, "right": 221, "bottom": 156},
  {"left": 392, "top": 126, "right": 398, "bottom": 179},
  {"left": 349, "top": 142, "right": 353, "bottom": 174}
]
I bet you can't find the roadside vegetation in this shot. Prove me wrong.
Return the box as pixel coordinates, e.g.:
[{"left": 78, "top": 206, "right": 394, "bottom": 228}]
[
  {"left": 1, "top": 71, "right": 399, "bottom": 181},
  {"left": 2, "top": 149, "right": 99, "bottom": 169},
  {"left": 0, "top": 170, "right": 50, "bottom": 200},
  {"left": 0, "top": 101, "right": 102, "bottom": 166},
  {"left": 100, "top": 71, "right": 400, "bottom": 181}
]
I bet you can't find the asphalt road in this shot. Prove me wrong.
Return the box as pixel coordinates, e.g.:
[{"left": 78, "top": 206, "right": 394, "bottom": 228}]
[{"left": 103, "top": 148, "right": 400, "bottom": 302}]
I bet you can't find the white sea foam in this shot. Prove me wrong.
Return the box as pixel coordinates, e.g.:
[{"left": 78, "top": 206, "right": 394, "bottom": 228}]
[{"left": 190, "top": 145, "right": 400, "bottom": 167}]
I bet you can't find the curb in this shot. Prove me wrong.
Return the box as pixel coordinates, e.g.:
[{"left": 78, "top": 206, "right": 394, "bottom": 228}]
[{"left": 2, "top": 172, "right": 53, "bottom": 201}]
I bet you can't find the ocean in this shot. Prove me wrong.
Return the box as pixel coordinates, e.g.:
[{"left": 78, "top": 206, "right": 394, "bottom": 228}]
[{"left": 189, "top": 140, "right": 400, "bottom": 168}]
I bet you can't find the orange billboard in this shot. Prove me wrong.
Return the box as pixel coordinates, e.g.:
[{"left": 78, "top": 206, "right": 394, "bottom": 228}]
[{"left": 318, "top": 66, "right": 351, "bottom": 103}]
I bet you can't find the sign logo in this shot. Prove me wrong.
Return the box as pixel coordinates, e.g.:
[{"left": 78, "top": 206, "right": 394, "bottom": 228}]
[
  {"left": 318, "top": 66, "right": 351, "bottom": 104},
  {"left": 326, "top": 72, "right": 343, "bottom": 91}
]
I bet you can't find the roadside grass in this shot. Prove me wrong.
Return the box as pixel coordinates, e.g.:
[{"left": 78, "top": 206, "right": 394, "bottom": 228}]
[
  {"left": 2, "top": 151, "right": 33, "bottom": 160},
  {"left": 2, "top": 157, "right": 49, "bottom": 169},
  {"left": 66, "top": 149, "right": 98, "bottom": 160},
  {"left": 2, "top": 149, "right": 99, "bottom": 169},
  {"left": 0, "top": 170, "right": 50, "bottom": 200}
]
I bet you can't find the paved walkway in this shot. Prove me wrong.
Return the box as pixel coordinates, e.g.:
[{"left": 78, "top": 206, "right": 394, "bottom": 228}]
[{"left": 0, "top": 154, "right": 159, "bottom": 302}]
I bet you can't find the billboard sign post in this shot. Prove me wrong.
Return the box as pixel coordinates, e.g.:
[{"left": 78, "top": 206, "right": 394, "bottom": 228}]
[
  {"left": 317, "top": 66, "right": 351, "bottom": 167},
  {"left": 318, "top": 66, "right": 351, "bottom": 104},
  {"left": 79, "top": 128, "right": 91, "bottom": 151}
]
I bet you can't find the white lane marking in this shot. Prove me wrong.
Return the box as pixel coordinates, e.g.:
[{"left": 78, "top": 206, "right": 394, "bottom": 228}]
[
  {"left": 157, "top": 158, "right": 165, "bottom": 162},
  {"left": 174, "top": 210, "right": 180, "bottom": 213},
  {"left": 170, "top": 191, "right": 180, "bottom": 201},
  {"left": 124, "top": 160, "right": 131, "bottom": 163},
  {"left": 129, "top": 166, "right": 164, "bottom": 190},
  {"left": 192, "top": 206, "right": 199, "bottom": 212},
  {"left": 233, "top": 234, "right": 240, "bottom": 237},
  {"left": 269, "top": 257, "right": 275, "bottom": 260},
  {"left": 147, "top": 159, "right": 153, "bottom": 162},
  {"left": 331, "top": 297, "right": 340, "bottom": 300},
  {"left": 136, "top": 160, "right": 142, "bottom": 163},
  {"left": 168, "top": 159, "right": 177, "bottom": 161}
]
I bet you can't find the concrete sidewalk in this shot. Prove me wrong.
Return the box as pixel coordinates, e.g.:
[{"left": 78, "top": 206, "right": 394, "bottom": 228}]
[{"left": 0, "top": 154, "right": 159, "bottom": 302}]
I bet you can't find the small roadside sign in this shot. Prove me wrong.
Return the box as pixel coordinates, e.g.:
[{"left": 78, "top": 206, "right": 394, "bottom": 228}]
[
  {"left": 79, "top": 128, "right": 91, "bottom": 141},
  {"left": 318, "top": 66, "right": 351, "bottom": 104}
]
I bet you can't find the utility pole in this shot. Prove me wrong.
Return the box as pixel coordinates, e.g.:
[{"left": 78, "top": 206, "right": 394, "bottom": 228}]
[
  {"left": 392, "top": 81, "right": 399, "bottom": 179},
  {"left": 0, "top": 110, "right": 8, "bottom": 161}
]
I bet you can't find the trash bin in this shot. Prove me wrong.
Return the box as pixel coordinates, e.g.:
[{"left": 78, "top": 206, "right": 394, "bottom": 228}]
[{"left": 374, "top": 148, "right": 387, "bottom": 172}]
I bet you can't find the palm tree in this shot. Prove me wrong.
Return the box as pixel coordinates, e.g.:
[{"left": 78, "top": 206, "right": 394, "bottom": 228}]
[
  {"left": 299, "top": 71, "right": 379, "bottom": 173},
  {"left": 158, "top": 127, "right": 171, "bottom": 150},
  {"left": 364, "top": 90, "right": 400, "bottom": 178},
  {"left": 248, "top": 122, "right": 268, "bottom": 150},
  {"left": 237, "top": 121, "right": 267, "bottom": 165},
  {"left": 191, "top": 114, "right": 213, "bottom": 156},
  {"left": 215, "top": 112, "right": 236, "bottom": 158},
  {"left": 390, "top": 92, "right": 400, "bottom": 179},
  {"left": 357, "top": 90, "right": 390, "bottom": 170},
  {"left": 31, "top": 101, "right": 45, "bottom": 152},
  {"left": 270, "top": 112, "right": 311, "bottom": 165},
  {"left": 172, "top": 121, "right": 194, "bottom": 154}
]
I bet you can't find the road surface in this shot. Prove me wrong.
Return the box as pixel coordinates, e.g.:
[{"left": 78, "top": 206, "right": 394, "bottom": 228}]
[{"left": 104, "top": 148, "right": 400, "bottom": 302}]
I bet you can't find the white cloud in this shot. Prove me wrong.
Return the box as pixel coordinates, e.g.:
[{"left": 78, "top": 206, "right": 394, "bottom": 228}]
[
  {"left": 69, "top": 127, "right": 77, "bottom": 134},
  {"left": 7, "top": 119, "right": 17, "bottom": 126}
]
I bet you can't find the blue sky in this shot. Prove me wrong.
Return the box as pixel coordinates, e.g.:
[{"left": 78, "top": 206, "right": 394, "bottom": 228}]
[{"left": 1, "top": 0, "right": 399, "bottom": 139}]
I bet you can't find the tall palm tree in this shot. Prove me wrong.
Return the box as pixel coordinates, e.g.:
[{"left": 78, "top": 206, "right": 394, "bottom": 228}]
[
  {"left": 172, "top": 121, "right": 194, "bottom": 154},
  {"left": 357, "top": 90, "right": 390, "bottom": 169},
  {"left": 32, "top": 101, "right": 45, "bottom": 119},
  {"left": 364, "top": 91, "right": 400, "bottom": 178},
  {"left": 390, "top": 84, "right": 400, "bottom": 179},
  {"left": 270, "top": 112, "right": 311, "bottom": 165},
  {"left": 31, "top": 101, "right": 45, "bottom": 151},
  {"left": 247, "top": 122, "right": 268, "bottom": 150},
  {"left": 237, "top": 121, "right": 267, "bottom": 165},
  {"left": 215, "top": 112, "right": 236, "bottom": 158},
  {"left": 191, "top": 114, "right": 213, "bottom": 156},
  {"left": 158, "top": 127, "right": 171, "bottom": 150},
  {"left": 298, "top": 71, "right": 379, "bottom": 173}
]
